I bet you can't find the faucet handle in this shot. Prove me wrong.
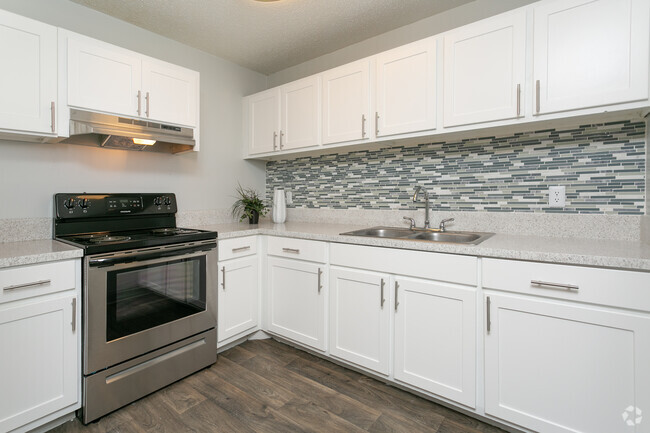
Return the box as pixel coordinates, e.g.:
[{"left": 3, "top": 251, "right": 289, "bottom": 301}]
[
  {"left": 403, "top": 216, "right": 416, "bottom": 230},
  {"left": 439, "top": 218, "right": 455, "bottom": 232}
]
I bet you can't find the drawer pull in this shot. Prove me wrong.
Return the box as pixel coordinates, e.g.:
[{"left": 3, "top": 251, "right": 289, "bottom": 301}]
[
  {"left": 531, "top": 280, "right": 579, "bottom": 291},
  {"left": 282, "top": 248, "right": 300, "bottom": 254},
  {"left": 3, "top": 279, "right": 51, "bottom": 291},
  {"left": 232, "top": 246, "right": 251, "bottom": 253}
]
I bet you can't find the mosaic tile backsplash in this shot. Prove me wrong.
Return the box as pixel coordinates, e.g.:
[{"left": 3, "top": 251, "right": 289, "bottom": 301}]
[{"left": 266, "top": 120, "right": 646, "bottom": 215}]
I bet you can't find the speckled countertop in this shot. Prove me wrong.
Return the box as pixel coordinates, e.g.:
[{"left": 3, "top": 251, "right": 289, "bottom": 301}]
[
  {"left": 0, "top": 240, "right": 83, "bottom": 269},
  {"left": 197, "top": 221, "right": 650, "bottom": 272}
]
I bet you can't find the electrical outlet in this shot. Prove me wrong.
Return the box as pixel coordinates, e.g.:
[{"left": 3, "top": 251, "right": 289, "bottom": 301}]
[
  {"left": 285, "top": 190, "right": 292, "bottom": 205},
  {"left": 549, "top": 186, "right": 566, "bottom": 207}
]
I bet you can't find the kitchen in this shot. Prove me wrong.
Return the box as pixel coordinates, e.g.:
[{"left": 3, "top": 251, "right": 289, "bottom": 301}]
[{"left": 0, "top": 0, "right": 649, "bottom": 432}]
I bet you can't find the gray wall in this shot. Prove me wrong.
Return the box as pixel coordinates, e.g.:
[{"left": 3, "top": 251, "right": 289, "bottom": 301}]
[
  {"left": 268, "top": 0, "right": 538, "bottom": 87},
  {"left": 0, "top": 0, "right": 268, "bottom": 219}
]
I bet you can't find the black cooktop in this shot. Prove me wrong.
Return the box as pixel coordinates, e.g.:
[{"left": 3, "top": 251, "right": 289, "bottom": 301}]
[{"left": 53, "top": 193, "right": 217, "bottom": 254}]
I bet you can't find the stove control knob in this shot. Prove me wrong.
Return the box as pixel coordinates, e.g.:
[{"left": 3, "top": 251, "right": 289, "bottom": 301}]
[
  {"left": 164, "top": 196, "right": 172, "bottom": 206},
  {"left": 64, "top": 198, "right": 76, "bottom": 209},
  {"left": 79, "top": 198, "right": 90, "bottom": 209},
  {"left": 154, "top": 196, "right": 162, "bottom": 206}
]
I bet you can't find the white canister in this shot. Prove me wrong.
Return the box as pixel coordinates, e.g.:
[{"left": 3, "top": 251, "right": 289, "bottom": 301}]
[{"left": 272, "top": 188, "right": 287, "bottom": 223}]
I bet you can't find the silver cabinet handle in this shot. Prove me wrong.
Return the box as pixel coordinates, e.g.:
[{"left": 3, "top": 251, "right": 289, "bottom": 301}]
[
  {"left": 71, "top": 298, "right": 76, "bottom": 332},
  {"left": 273, "top": 131, "right": 277, "bottom": 151},
  {"left": 380, "top": 278, "right": 385, "bottom": 308},
  {"left": 282, "top": 248, "right": 300, "bottom": 254},
  {"left": 279, "top": 130, "right": 284, "bottom": 149},
  {"left": 486, "top": 296, "right": 491, "bottom": 334},
  {"left": 317, "top": 268, "right": 322, "bottom": 293},
  {"left": 221, "top": 266, "right": 226, "bottom": 289},
  {"left": 394, "top": 281, "right": 399, "bottom": 311},
  {"left": 361, "top": 114, "right": 366, "bottom": 138},
  {"left": 535, "top": 80, "right": 540, "bottom": 114},
  {"left": 145, "top": 91, "right": 150, "bottom": 117},
  {"left": 232, "top": 246, "right": 251, "bottom": 253},
  {"left": 3, "top": 279, "right": 51, "bottom": 291},
  {"left": 375, "top": 111, "right": 379, "bottom": 136},
  {"left": 516, "top": 84, "right": 521, "bottom": 117},
  {"left": 137, "top": 90, "right": 142, "bottom": 116},
  {"left": 531, "top": 280, "right": 579, "bottom": 291},
  {"left": 50, "top": 101, "right": 55, "bottom": 133}
]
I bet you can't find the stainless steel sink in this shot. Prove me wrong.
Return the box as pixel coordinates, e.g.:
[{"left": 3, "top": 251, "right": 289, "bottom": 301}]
[{"left": 340, "top": 226, "right": 494, "bottom": 245}]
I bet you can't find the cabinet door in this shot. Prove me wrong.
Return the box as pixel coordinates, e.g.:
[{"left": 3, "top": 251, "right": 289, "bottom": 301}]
[
  {"left": 394, "top": 277, "right": 476, "bottom": 408},
  {"left": 0, "top": 10, "right": 57, "bottom": 134},
  {"left": 0, "top": 295, "right": 78, "bottom": 433},
  {"left": 443, "top": 9, "right": 526, "bottom": 127},
  {"left": 329, "top": 267, "right": 390, "bottom": 375},
  {"left": 376, "top": 37, "right": 437, "bottom": 137},
  {"left": 217, "top": 256, "right": 259, "bottom": 344},
  {"left": 485, "top": 294, "right": 650, "bottom": 433},
  {"left": 247, "top": 89, "right": 280, "bottom": 155},
  {"left": 533, "top": 0, "right": 650, "bottom": 115},
  {"left": 67, "top": 36, "right": 141, "bottom": 117},
  {"left": 280, "top": 75, "right": 320, "bottom": 150},
  {"left": 322, "top": 59, "right": 371, "bottom": 145},
  {"left": 267, "top": 257, "right": 326, "bottom": 351},
  {"left": 142, "top": 59, "right": 198, "bottom": 127}
]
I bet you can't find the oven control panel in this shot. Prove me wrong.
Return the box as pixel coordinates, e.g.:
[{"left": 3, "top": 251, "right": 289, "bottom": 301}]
[{"left": 55, "top": 193, "right": 178, "bottom": 218}]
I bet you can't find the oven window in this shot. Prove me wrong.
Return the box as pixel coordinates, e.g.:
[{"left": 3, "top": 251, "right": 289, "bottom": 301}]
[{"left": 106, "top": 256, "right": 206, "bottom": 342}]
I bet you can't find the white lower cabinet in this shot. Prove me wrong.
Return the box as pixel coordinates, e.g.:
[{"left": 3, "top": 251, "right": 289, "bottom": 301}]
[
  {"left": 217, "top": 255, "right": 259, "bottom": 345},
  {"left": 394, "top": 276, "right": 476, "bottom": 408},
  {"left": 484, "top": 293, "right": 650, "bottom": 433},
  {"left": 267, "top": 256, "right": 327, "bottom": 351},
  {"left": 0, "top": 259, "right": 80, "bottom": 433},
  {"left": 329, "top": 267, "right": 391, "bottom": 375}
]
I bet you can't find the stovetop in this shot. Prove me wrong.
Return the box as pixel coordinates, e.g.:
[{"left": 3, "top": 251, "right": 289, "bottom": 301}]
[
  {"left": 56, "top": 227, "right": 217, "bottom": 254},
  {"left": 53, "top": 193, "right": 217, "bottom": 254}
]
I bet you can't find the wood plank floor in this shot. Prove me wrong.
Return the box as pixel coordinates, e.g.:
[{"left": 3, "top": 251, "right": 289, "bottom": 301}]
[{"left": 50, "top": 338, "right": 508, "bottom": 433}]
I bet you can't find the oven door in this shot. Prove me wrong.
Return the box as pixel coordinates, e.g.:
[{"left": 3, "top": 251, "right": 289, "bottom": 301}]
[{"left": 84, "top": 241, "right": 217, "bottom": 375}]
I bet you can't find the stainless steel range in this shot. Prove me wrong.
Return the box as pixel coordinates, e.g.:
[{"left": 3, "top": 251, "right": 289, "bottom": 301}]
[{"left": 54, "top": 193, "right": 217, "bottom": 424}]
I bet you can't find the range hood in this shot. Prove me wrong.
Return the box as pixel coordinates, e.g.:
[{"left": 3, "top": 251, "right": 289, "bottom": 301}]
[{"left": 59, "top": 109, "right": 195, "bottom": 154}]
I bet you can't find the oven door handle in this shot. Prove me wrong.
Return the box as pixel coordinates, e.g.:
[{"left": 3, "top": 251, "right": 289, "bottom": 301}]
[{"left": 89, "top": 242, "right": 217, "bottom": 267}]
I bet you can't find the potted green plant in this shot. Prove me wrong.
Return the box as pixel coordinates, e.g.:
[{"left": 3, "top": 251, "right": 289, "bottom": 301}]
[{"left": 231, "top": 183, "right": 269, "bottom": 224}]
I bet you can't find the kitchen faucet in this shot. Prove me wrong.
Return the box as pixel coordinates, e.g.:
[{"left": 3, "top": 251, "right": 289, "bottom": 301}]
[{"left": 412, "top": 186, "right": 430, "bottom": 229}]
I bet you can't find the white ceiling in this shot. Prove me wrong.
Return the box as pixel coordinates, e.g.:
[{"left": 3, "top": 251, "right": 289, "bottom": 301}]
[{"left": 69, "top": 0, "right": 474, "bottom": 75}]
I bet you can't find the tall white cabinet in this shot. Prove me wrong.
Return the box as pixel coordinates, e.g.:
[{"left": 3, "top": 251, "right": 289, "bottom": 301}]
[
  {"left": 375, "top": 37, "right": 437, "bottom": 137},
  {"left": 321, "top": 59, "right": 371, "bottom": 145},
  {"left": 443, "top": 10, "right": 526, "bottom": 127},
  {"left": 329, "top": 267, "right": 391, "bottom": 375},
  {"left": 533, "top": 0, "right": 650, "bottom": 115},
  {"left": 0, "top": 9, "right": 57, "bottom": 135}
]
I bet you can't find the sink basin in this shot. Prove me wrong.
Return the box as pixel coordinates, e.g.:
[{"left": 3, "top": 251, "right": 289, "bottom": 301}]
[{"left": 340, "top": 226, "right": 494, "bottom": 245}]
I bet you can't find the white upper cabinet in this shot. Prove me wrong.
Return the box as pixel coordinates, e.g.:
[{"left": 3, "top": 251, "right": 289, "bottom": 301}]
[
  {"left": 247, "top": 88, "right": 280, "bottom": 155},
  {"left": 0, "top": 9, "right": 57, "bottom": 135},
  {"left": 67, "top": 36, "right": 141, "bottom": 119},
  {"left": 376, "top": 37, "right": 437, "bottom": 137},
  {"left": 280, "top": 75, "right": 321, "bottom": 150},
  {"left": 322, "top": 59, "right": 371, "bottom": 145},
  {"left": 443, "top": 9, "right": 526, "bottom": 127},
  {"left": 67, "top": 32, "right": 199, "bottom": 127},
  {"left": 533, "top": 0, "right": 650, "bottom": 115},
  {"left": 142, "top": 59, "right": 198, "bottom": 127}
]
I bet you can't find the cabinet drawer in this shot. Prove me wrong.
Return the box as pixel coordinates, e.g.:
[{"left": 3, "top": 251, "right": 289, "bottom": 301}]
[
  {"left": 330, "top": 243, "right": 477, "bottom": 286},
  {"left": 482, "top": 258, "right": 650, "bottom": 312},
  {"left": 0, "top": 260, "right": 77, "bottom": 304},
  {"left": 218, "top": 236, "right": 257, "bottom": 261},
  {"left": 267, "top": 237, "right": 327, "bottom": 263}
]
